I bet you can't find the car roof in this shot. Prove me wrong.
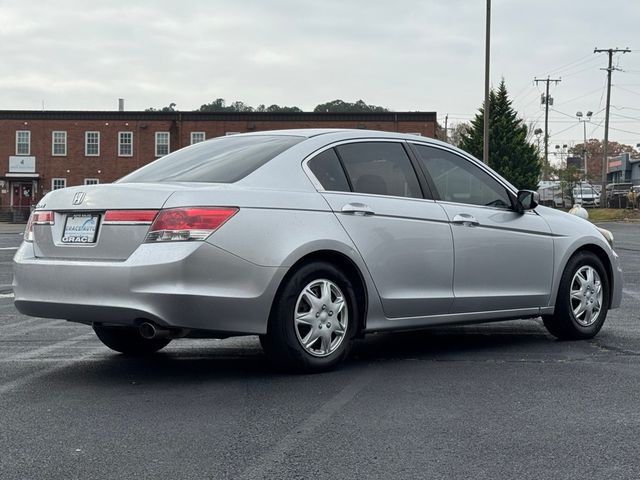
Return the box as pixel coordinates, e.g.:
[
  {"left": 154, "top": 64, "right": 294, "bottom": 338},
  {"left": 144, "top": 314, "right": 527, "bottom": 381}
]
[{"left": 235, "top": 127, "right": 452, "bottom": 147}]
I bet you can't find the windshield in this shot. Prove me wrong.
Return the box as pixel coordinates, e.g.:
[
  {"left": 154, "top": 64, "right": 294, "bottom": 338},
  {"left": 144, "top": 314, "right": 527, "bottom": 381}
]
[{"left": 118, "top": 135, "right": 303, "bottom": 184}]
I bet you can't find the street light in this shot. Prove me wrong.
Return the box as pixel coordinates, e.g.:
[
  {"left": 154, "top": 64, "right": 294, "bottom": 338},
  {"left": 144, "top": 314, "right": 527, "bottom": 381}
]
[
  {"left": 576, "top": 110, "right": 593, "bottom": 180},
  {"left": 534, "top": 128, "right": 543, "bottom": 156}
]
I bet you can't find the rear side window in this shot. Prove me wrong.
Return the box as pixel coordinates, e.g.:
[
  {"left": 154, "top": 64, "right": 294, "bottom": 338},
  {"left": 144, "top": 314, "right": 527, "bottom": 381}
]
[
  {"left": 118, "top": 135, "right": 303, "bottom": 184},
  {"left": 336, "top": 142, "right": 422, "bottom": 198},
  {"left": 413, "top": 144, "right": 512, "bottom": 209},
  {"left": 308, "top": 149, "right": 350, "bottom": 192}
]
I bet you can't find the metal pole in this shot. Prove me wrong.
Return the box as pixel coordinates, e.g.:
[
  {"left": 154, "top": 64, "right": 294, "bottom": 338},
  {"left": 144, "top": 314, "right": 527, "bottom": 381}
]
[
  {"left": 594, "top": 47, "right": 631, "bottom": 194},
  {"left": 544, "top": 78, "right": 550, "bottom": 177},
  {"left": 534, "top": 77, "right": 560, "bottom": 180},
  {"left": 444, "top": 114, "right": 448, "bottom": 143},
  {"left": 482, "top": 0, "right": 491, "bottom": 165},
  {"left": 583, "top": 121, "right": 588, "bottom": 179},
  {"left": 602, "top": 51, "right": 613, "bottom": 195}
]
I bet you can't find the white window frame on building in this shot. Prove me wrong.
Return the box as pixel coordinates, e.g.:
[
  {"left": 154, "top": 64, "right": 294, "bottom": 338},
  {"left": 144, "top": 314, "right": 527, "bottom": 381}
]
[
  {"left": 85, "top": 131, "right": 100, "bottom": 156},
  {"left": 190, "top": 132, "right": 206, "bottom": 144},
  {"left": 225, "top": 131, "right": 241, "bottom": 136},
  {"left": 118, "top": 131, "right": 133, "bottom": 157},
  {"left": 84, "top": 178, "right": 99, "bottom": 185},
  {"left": 52, "top": 131, "right": 67, "bottom": 156},
  {"left": 52, "top": 178, "right": 67, "bottom": 190},
  {"left": 16, "top": 130, "right": 31, "bottom": 155},
  {"left": 155, "top": 132, "right": 170, "bottom": 156}
]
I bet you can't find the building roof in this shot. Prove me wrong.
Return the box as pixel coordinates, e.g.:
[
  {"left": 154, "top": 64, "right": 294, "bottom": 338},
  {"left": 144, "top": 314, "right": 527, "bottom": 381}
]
[{"left": 0, "top": 110, "right": 437, "bottom": 122}]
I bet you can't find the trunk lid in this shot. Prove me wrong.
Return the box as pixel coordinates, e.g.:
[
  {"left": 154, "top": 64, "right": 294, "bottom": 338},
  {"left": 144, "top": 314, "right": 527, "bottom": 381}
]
[{"left": 32, "top": 183, "right": 179, "bottom": 261}]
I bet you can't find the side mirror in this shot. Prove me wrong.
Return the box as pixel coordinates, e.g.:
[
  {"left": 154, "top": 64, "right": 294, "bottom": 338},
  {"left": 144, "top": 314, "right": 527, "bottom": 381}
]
[{"left": 516, "top": 190, "right": 539, "bottom": 213}]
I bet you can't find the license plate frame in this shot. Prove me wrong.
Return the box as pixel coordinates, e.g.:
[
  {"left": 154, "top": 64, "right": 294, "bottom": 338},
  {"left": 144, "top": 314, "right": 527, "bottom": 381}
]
[{"left": 61, "top": 213, "right": 100, "bottom": 244}]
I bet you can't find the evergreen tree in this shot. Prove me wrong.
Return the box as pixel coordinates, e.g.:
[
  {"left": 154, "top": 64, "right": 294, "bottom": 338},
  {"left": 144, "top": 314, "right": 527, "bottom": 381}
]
[{"left": 460, "top": 80, "right": 541, "bottom": 190}]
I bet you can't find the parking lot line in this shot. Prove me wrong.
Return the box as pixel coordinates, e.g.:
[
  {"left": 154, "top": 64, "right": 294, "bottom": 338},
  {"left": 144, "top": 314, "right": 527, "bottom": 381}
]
[
  {"left": 1, "top": 319, "right": 68, "bottom": 336},
  {"left": 1, "top": 316, "right": 46, "bottom": 330},
  {"left": 623, "top": 289, "right": 640, "bottom": 301},
  {"left": 237, "top": 369, "right": 375, "bottom": 480},
  {"left": 0, "top": 332, "right": 95, "bottom": 361},
  {"left": 0, "top": 346, "right": 105, "bottom": 396}
]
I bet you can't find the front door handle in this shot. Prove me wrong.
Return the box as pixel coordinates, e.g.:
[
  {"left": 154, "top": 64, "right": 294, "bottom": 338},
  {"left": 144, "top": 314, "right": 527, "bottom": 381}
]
[
  {"left": 452, "top": 213, "right": 479, "bottom": 226},
  {"left": 341, "top": 203, "right": 375, "bottom": 216}
]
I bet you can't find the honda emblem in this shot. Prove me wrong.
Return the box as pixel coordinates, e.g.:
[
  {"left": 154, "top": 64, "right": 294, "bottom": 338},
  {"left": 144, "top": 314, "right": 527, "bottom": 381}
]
[{"left": 72, "top": 192, "right": 86, "bottom": 205}]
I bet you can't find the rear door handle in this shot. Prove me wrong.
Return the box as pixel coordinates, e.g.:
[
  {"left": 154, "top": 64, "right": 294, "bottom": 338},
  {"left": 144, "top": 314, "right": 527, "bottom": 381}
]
[
  {"left": 341, "top": 203, "right": 375, "bottom": 216},
  {"left": 452, "top": 213, "right": 479, "bottom": 226}
]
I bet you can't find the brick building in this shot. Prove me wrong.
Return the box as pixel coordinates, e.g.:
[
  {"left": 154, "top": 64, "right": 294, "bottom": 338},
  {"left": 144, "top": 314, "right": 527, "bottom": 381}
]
[{"left": 0, "top": 110, "right": 437, "bottom": 220}]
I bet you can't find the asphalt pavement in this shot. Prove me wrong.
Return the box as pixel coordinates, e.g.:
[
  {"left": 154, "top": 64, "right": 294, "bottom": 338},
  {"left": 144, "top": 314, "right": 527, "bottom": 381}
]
[{"left": 1, "top": 222, "right": 639, "bottom": 479}]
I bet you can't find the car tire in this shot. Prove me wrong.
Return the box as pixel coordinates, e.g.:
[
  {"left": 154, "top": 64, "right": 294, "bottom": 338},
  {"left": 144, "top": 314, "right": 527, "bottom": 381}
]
[
  {"left": 261, "top": 262, "right": 359, "bottom": 372},
  {"left": 542, "top": 251, "right": 609, "bottom": 340},
  {"left": 93, "top": 324, "right": 171, "bottom": 355}
]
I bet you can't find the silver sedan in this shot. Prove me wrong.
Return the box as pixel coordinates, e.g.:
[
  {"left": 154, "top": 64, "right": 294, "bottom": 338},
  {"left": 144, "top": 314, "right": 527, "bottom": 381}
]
[{"left": 13, "top": 129, "right": 623, "bottom": 371}]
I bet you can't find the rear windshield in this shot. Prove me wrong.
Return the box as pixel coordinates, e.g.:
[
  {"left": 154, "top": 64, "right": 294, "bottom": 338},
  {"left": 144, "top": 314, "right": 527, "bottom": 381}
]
[{"left": 118, "top": 135, "right": 303, "bottom": 184}]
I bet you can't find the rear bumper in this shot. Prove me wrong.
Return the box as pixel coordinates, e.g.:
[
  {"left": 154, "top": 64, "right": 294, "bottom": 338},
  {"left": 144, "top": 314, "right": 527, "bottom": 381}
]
[{"left": 13, "top": 241, "right": 286, "bottom": 335}]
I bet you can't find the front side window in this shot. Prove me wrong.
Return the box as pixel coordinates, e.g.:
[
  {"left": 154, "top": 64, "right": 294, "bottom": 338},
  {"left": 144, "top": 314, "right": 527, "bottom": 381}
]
[
  {"left": 120, "top": 134, "right": 303, "bottom": 184},
  {"left": 52, "top": 178, "right": 66, "bottom": 190},
  {"left": 16, "top": 131, "right": 31, "bottom": 155},
  {"left": 308, "top": 149, "right": 350, "bottom": 192},
  {"left": 336, "top": 142, "right": 422, "bottom": 198},
  {"left": 85, "top": 131, "right": 100, "bottom": 156},
  {"left": 191, "top": 132, "right": 206, "bottom": 144},
  {"left": 52, "top": 131, "right": 67, "bottom": 156},
  {"left": 413, "top": 144, "right": 512, "bottom": 209},
  {"left": 155, "top": 132, "right": 170, "bottom": 156},
  {"left": 119, "top": 132, "right": 133, "bottom": 157}
]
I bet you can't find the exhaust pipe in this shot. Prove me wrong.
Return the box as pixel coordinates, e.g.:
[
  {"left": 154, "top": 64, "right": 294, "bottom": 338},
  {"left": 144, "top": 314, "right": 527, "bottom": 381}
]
[{"left": 139, "top": 321, "right": 172, "bottom": 340}]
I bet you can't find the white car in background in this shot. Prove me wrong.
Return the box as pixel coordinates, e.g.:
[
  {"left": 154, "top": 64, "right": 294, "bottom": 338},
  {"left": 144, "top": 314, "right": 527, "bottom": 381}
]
[{"left": 573, "top": 184, "right": 600, "bottom": 207}]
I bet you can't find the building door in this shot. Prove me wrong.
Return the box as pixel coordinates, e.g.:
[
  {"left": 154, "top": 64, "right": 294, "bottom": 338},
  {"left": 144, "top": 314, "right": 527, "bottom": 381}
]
[{"left": 11, "top": 182, "right": 32, "bottom": 210}]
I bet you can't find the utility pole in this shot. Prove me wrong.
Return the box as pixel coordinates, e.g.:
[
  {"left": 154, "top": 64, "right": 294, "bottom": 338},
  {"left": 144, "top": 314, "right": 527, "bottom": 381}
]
[
  {"left": 482, "top": 0, "right": 491, "bottom": 164},
  {"left": 594, "top": 47, "right": 631, "bottom": 194},
  {"left": 444, "top": 114, "right": 448, "bottom": 143},
  {"left": 534, "top": 76, "right": 561, "bottom": 180}
]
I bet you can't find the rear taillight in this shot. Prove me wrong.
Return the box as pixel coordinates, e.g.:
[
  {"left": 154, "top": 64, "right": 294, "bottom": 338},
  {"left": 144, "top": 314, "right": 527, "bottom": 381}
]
[
  {"left": 103, "top": 210, "right": 158, "bottom": 225},
  {"left": 24, "top": 211, "right": 54, "bottom": 242},
  {"left": 145, "top": 207, "right": 238, "bottom": 242}
]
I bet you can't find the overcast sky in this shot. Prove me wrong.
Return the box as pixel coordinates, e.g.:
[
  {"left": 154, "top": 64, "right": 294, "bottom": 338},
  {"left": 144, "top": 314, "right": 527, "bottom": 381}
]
[{"left": 2, "top": 0, "right": 639, "bottom": 151}]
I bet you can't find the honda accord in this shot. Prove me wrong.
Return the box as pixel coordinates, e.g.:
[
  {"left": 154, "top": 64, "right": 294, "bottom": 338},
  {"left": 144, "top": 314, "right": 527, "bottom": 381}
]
[{"left": 13, "top": 129, "right": 623, "bottom": 371}]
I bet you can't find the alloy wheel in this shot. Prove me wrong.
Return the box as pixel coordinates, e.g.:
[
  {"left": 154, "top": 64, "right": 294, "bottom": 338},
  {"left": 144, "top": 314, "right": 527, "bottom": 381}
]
[
  {"left": 570, "top": 265, "right": 603, "bottom": 327},
  {"left": 293, "top": 279, "right": 348, "bottom": 357}
]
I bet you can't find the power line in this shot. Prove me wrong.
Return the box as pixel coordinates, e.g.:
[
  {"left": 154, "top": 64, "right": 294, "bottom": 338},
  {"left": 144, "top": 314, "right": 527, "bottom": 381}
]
[
  {"left": 559, "top": 58, "right": 605, "bottom": 78},
  {"left": 610, "top": 112, "right": 640, "bottom": 122},
  {"left": 546, "top": 53, "right": 598, "bottom": 76},
  {"left": 614, "top": 85, "right": 640, "bottom": 97},
  {"left": 607, "top": 125, "right": 640, "bottom": 136},
  {"left": 596, "top": 77, "right": 608, "bottom": 112},
  {"left": 550, "top": 108, "right": 579, "bottom": 120},
  {"left": 554, "top": 86, "right": 608, "bottom": 106},
  {"left": 587, "top": 117, "right": 606, "bottom": 137},
  {"left": 612, "top": 105, "right": 640, "bottom": 112},
  {"left": 549, "top": 122, "right": 580, "bottom": 137}
]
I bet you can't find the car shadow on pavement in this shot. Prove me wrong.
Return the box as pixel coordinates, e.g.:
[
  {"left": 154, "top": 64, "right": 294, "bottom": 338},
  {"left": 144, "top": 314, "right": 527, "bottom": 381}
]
[
  {"left": 33, "top": 319, "right": 594, "bottom": 389},
  {"left": 351, "top": 322, "right": 557, "bottom": 362}
]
